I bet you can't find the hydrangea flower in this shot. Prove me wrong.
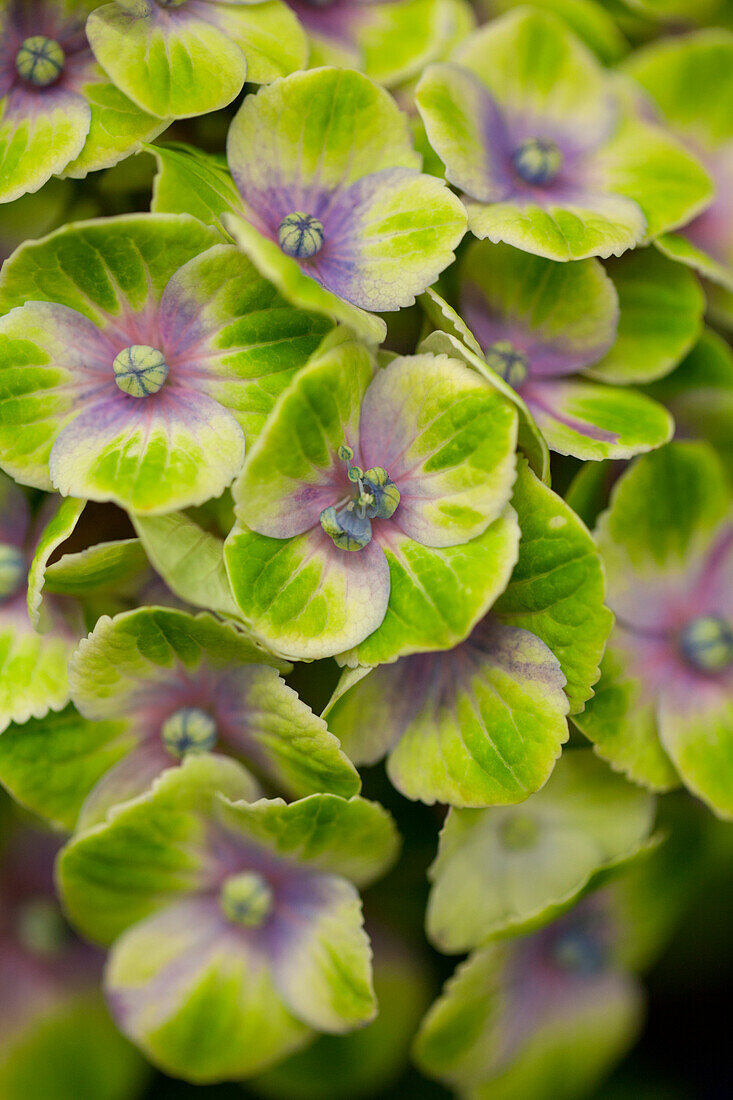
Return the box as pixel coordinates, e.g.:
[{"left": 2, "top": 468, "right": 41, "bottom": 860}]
[
  {"left": 0, "top": 605, "right": 360, "bottom": 830},
  {"left": 285, "top": 0, "right": 470, "bottom": 88},
  {"left": 415, "top": 8, "right": 713, "bottom": 260},
  {"left": 57, "top": 754, "right": 399, "bottom": 1082},
  {"left": 414, "top": 896, "right": 644, "bottom": 1100},
  {"left": 575, "top": 442, "right": 733, "bottom": 819},
  {"left": 326, "top": 462, "right": 612, "bottom": 807},
  {"left": 449, "top": 240, "right": 680, "bottom": 458},
  {"left": 0, "top": 820, "right": 145, "bottom": 1099},
  {"left": 0, "top": 213, "right": 331, "bottom": 513},
  {"left": 225, "top": 335, "right": 520, "bottom": 662},
  {"left": 0, "top": 0, "right": 165, "bottom": 204},
  {"left": 223, "top": 67, "right": 468, "bottom": 343},
  {"left": 0, "top": 476, "right": 78, "bottom": 733},
  {"left": 625, "top": 30, "right": 733, "bottom": 326},
  {"left": 86, "top": 0, "right": 307, "bottom": 120},
  {"left": 423, "top": 749, "right": 656, "bottom": 953}
]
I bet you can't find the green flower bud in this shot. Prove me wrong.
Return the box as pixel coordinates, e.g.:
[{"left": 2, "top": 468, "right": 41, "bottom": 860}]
[
  {"left": 511, "top": 138, "right": 564, "bottom": 186},
  {"left": 161, "top": 707, "right": 218, "bottom": 758},
  {"left": 113, "top": 345, "right": 169, "bottom": 398},
  {"left": 278, "top": 212, "right": 324, "bottom": 259},
  {"left": 15, "top": 37, "right": 65, "bottom": 87},
  {"left": 679, "top": 615, "right": 733, "bottom": 673},
  {"left": 220, "top": 872, "right": 274, "bottom": 928}
]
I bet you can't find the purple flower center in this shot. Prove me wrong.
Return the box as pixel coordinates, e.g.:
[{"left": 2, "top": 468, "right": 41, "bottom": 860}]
[
  {"left": 678, "top": 615, "right": 733, "bottom": 674},
  {"left": 485, "top": 341, "right": 529, "bottom": 389},
  {"left": 161, "top": 707, "right": 218, "bottom": 758},
  {"left": 220, "top": 871, "right": 274, "bottom": 928},
  {"left": 15, "top": 897, "right": 69, "bottom": 957},
  {"left": 511, "top": 138, "right": 564, "bottom": 187},
  {"left": 278, "top": 212, "right": 324, "bottom": 259},
  {"left": 499, "top": 813, "right": 538, "bottom": 851},
  {"left": 15, "top": 37, "right": 65, "bottom": 87},
  {"left": 0, "top": 543, "right": 25, "bottom": 601},
  {"left": 320, "top": 444, "right": 400, "bottom": 551},
  {"left": 113, "top": 345, "right": 169, "bottom": 398}
]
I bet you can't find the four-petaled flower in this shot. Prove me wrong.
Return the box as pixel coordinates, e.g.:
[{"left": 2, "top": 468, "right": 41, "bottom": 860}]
[
  {"left": 224, "top": 66, "right": 468, "bottom": 343},
  {"left": 57, "top": 754, "right": 399, "bottom": 1082},
  {"left": 0, "top": 605, "right": 361, "bottom": 830},
  {"left": 415, "top": 8, "right": 713, "bottom": 261},
  {"left": 575, "top": 442, "right": 733, "bottom": 819},
  {"left": 0, "top": 0, "right": 164, "bottom": 204},
  {"left": 225, "top": 336, "right": 520, "bottom": 662},
  {"left": 0, "top": 213, "right": 331, "bottom": 514},
  {"left": 455, "top": 239, "right": 674, "bottom": 459}
]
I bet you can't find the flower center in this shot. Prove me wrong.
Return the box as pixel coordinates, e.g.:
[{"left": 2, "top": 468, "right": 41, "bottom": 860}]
[
  {"left": 499, "top": 813, "right": 538, "bottom": 851},
  {"left": 15, "top": 37, "right": 65, "bottom": 87},
  {"left": 113, "top": 345, "right": 169, "bottom": 398},
  {"left": 220, "top": 872, "right": 274, "bottom": 928},
  {"left": 550, "top": 929, "right": 605, "bottom": 975},
  {"left": 678, "top": 615, "right": 733, "bottom": 673},
  {"left": 0, "top": 543, "right": 25, "bottom": 601},
  {"left": 278, "top": 212, "right": 324, "bottom": 259},
  {"left": 511, "top": 138, "right": 563, "bottom": 186},
  {"left": 161, "top": 707, "right": 218, "bottom": 758},
  {"left": 320, "top": 444, "right": 400, "bottom": 551},
  {"left": 16, "top": 898, "right": 69, "bottom": 957},
  {"left": 485, "top": 341, "right": 529, "bottom": 389}
]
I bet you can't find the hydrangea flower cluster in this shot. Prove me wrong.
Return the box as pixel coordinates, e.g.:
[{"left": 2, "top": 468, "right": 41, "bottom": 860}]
[{"left": 0, "top": 3, "right": 729, "bottom": 1098}]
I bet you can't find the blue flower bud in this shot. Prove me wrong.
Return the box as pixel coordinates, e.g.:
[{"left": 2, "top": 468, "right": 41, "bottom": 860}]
[
  {"left": 485, "top": 341, "right": 529, "bottom": 389},
  {"left": 161, "top": 707, "right": 218, "bottom": 758},
  {"left": 551, "top": 929, "right": 606, "bottom": 975},
  {"left": 337, "top": 444, "right": 354, "bottom": 462},
  {"left": 113, "top": 345, "right": 169, "bottom": 398},
  {"left": 679, "top": 615, "right": 733, "bottom": 673},
  {"left": 362, "top": 467, "right": 400, "bottom": 520},
  {"left": 278, "top": 212, "right": 324, "bottom": 259},
  {"left": 511, "top": 138, "right": 564, "bottom": 186},
  {"left": 0, "top": 543, "right": 25, "bottom": 601},
  {"left": 15, "top": 37, "right": 65, "bottom": 87},
  {"left": 220, "top": 872, "right": 274, "bottom": 928},
  {"left": 320, "top": 503, "right": 373, "bottom": 551}
]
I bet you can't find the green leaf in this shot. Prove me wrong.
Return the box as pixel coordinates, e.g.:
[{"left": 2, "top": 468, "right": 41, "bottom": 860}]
[
  {"left": 26, "top": 497, "right": 86, "bottom": 629},
  {"left": 0, "top": 213, "right": 220, "bottom": 325},
  {"left": 149, "top": 142, "right": 244, "bottom": 236},
  {"left": 589, "top": 247, "right": 705, "bottom": 384},
  {"left": 328, "top": 616, "right": 569, "bottom": 808},
  {"left": 644, "top": 328, "right": 733, "bottom": 479},
  {"left": 342, "top": 508, "right": 520, "bottom": 667},
  {"left": 0, "top": 704, "right": 135, "bottom": 831},
  {"left": 132, "top": 512, "right": 240, "bottom": 619},
  {"left": 426, "top": 749, "right": 657, "bottom": 951},
  {"left": 493, "top": 461, "right": 613, "bottom": 714},
  {"left": 418, "top": 325, "right": 550, "bottom": 483}
]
